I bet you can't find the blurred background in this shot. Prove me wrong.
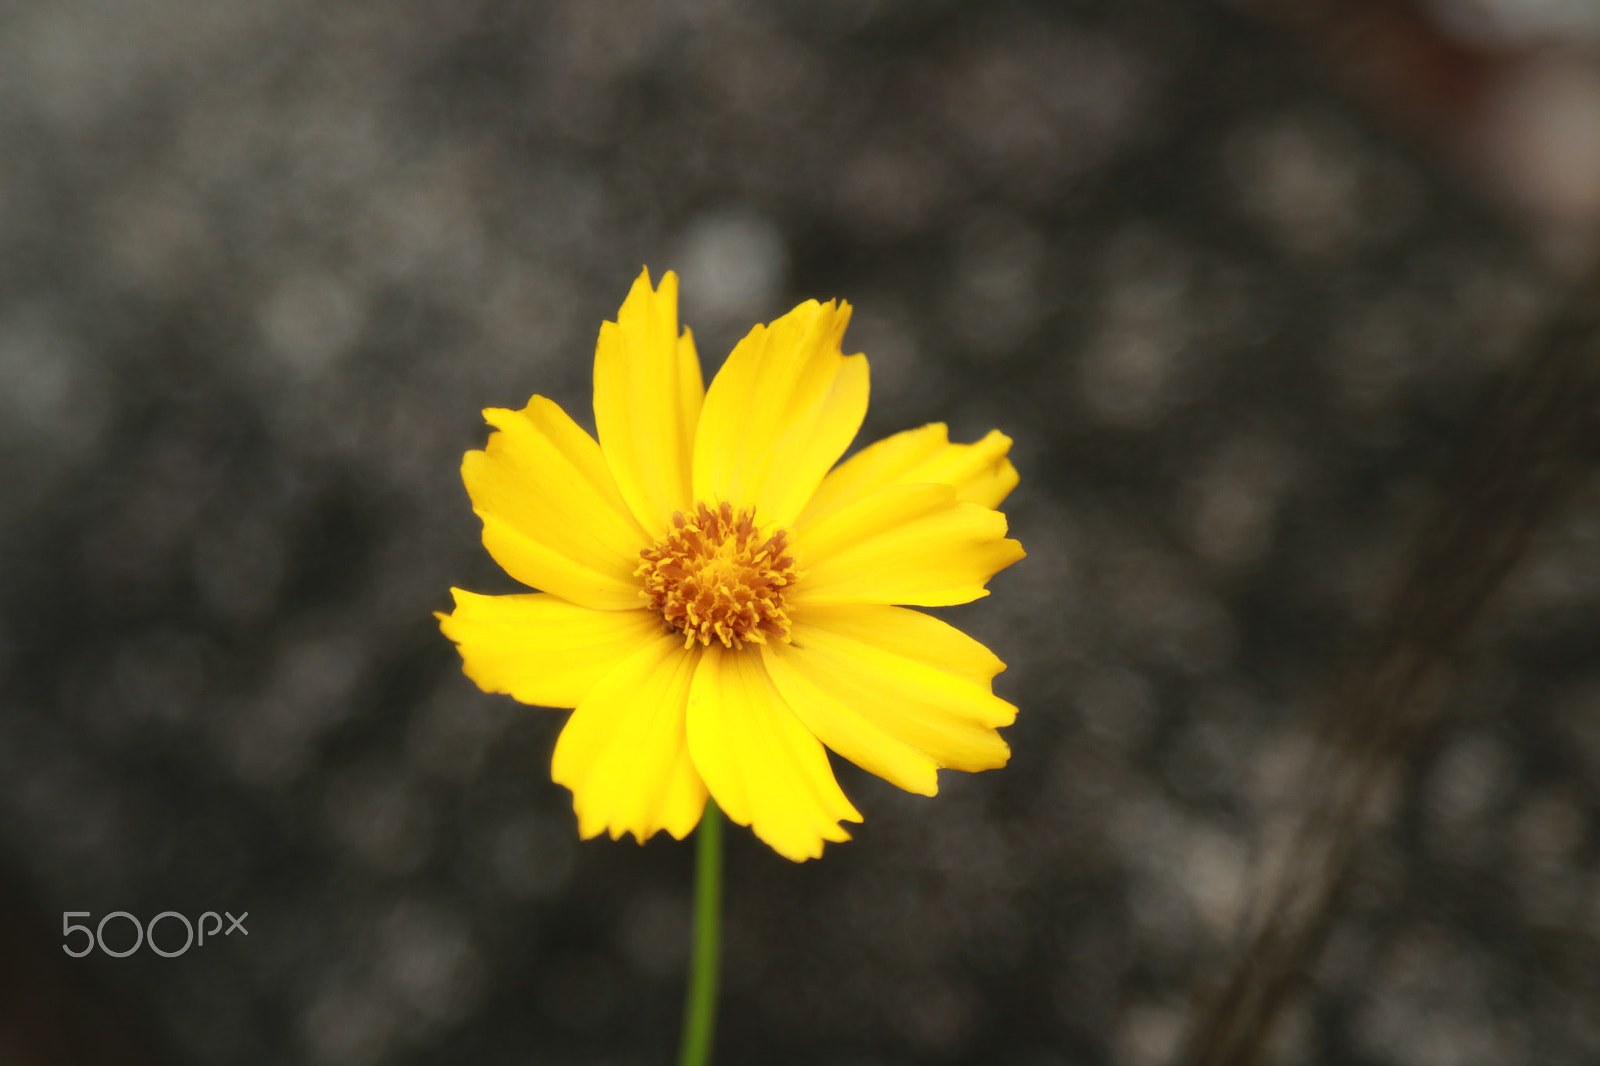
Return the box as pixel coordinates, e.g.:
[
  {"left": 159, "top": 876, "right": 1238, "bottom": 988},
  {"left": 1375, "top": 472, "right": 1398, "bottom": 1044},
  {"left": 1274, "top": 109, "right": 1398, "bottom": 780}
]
[{"left": 2, "top": 0, "right": 1600, "bottom": 1063}]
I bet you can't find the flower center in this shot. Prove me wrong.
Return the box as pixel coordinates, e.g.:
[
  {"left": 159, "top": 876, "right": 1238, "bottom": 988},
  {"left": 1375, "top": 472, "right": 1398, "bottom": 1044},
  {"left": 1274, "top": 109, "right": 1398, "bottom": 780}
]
[{"left": 637, "top": 501, "right": 798, "bottom": 650}]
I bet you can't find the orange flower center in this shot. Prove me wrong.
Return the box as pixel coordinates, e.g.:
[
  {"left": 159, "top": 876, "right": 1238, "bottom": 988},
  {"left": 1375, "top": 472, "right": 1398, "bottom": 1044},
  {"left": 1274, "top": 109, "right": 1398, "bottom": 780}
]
[{"left": 637, "top": 501, "right": 798, "bottom": 650}]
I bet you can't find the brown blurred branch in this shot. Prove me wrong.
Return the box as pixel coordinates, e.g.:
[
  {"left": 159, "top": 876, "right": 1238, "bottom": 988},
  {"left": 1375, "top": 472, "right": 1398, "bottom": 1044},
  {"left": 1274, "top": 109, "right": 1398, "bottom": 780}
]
[{"left": 1179, "top": 292, "right": 1600, "bottom": 1066}]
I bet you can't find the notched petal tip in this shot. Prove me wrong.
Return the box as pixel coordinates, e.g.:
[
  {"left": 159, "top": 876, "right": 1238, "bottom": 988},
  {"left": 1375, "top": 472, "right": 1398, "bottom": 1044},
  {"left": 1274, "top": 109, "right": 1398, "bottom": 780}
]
[
  {"left": 553, "top": 636, "right": 708, "bottom": 847},
  {"left": 799, "top": 421, "right": 1024, "bottom": 531},
  {"left": 596, "top": 266, "right": 702, "bottom": 537},
  {"left": 757, "top": 813, "right": 856, "bottom": 863},
  {"left": 686, "top": 646, "right": 862, "bottom": 862},
  {"left": 587, "top": 794, "right": 710, "bottom": 847},
  {"left": 693, "top": 292, "right": 871, "bottom": 529},
  {"left": 775, "top": 608, "right": 1017, "bottom": 791},
  {"left": 793, "top": 486, "right": 1024, "bottom": 608}
]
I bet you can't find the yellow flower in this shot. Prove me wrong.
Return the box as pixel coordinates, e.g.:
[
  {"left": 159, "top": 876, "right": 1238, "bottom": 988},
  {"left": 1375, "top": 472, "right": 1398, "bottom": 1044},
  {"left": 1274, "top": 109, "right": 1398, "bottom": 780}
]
[{"left": 438, "top": 269, "right": 1024, "bottom": 861}]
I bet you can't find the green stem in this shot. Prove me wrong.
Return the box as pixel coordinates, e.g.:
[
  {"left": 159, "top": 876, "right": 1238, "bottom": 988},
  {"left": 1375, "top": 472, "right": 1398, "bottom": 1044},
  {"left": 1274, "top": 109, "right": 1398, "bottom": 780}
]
[{"left": 677, "top": 799, "right": 723, "bottom": 1066}]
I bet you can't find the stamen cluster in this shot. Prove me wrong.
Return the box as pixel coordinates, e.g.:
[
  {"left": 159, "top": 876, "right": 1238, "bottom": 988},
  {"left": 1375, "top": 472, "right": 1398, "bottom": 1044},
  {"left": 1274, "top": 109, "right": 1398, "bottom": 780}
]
[{"left": 637, "top": 501, "right": 798, "bottom": 649}]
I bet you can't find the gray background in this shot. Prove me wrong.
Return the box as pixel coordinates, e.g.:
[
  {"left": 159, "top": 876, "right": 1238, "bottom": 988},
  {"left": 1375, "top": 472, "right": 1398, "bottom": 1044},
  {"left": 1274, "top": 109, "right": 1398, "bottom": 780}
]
[{"left": 0, "top": 1, "right": 1596, "bottom": 1064}]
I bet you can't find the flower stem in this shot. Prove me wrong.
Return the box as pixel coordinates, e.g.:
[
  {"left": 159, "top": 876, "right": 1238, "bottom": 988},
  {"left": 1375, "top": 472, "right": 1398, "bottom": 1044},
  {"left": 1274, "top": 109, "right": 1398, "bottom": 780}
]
[{"left": 677, "top": 799, "right": 723, "bottom": 1066}]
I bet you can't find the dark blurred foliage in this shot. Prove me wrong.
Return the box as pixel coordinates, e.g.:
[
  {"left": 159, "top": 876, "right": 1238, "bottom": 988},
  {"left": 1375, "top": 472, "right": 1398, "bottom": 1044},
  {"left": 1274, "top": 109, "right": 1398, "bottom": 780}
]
[{"left": 1, "top": 1, "right": 1597, "bottom": 1065}]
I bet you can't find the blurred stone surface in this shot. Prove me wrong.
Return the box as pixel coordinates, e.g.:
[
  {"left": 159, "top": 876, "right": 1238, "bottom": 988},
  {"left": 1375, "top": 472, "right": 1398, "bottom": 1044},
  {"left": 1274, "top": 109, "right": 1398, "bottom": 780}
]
[{"left": 0, "top": 1, "right": 1594, "bottom": 1064}]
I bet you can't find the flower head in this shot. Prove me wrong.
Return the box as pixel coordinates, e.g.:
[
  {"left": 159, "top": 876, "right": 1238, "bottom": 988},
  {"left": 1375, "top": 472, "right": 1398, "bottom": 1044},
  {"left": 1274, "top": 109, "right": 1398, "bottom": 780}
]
[{"left": 439, "top": 268, "right": 1024, "bottom": 861}]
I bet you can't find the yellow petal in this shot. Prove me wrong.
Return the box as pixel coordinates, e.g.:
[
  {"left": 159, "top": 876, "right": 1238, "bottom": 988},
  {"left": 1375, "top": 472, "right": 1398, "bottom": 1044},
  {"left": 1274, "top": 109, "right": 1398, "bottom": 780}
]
[
  {"left": 693, "top": 299, "right": 869, "bottom": 529},
  {"left": 789, "top": 602, "right": 1009, "bottom": 688},
  {"left": 760, "top": 643, "right": 938, "bottom": 796},
  {"left": 790, "top": 483, "right": 1026, "bottom": 607},
  {"left": 799, "top": 424, "right": 1019, "bottom": 530},
  {"left": 593, "top": 268, "right": 705, "bottom": 538},
  {"left": 437, "top": 590, "right": 665, "bottom": 708},
  {"left": 685, "top": 645, "right": 861, "bottom": 861},
  {"left": 762, "top": 606, "right": 1015, "bottom": 794},
  {"left": 464, "top": 397, "right": 650, "bottom": 610},
  {"left": 551, "top": 633, "right": 708, "bottom": 844}
]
